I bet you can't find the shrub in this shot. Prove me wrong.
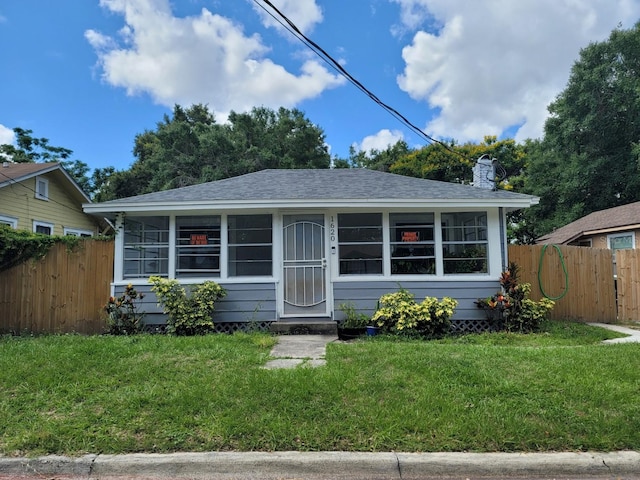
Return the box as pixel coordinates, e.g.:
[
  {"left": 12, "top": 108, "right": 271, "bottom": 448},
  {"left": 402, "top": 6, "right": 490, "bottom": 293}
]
[
  {"left": 104, "top": 284, "right": 146, "bottom": 335},
  {"left": 149, "top": 276, "right": 226, "bottom": 335},
  {"left": 338, "top": 302, "right": 370, "bottom": 328},
  {"left": 372, "top": 288, "right": 457, "bottom": 338},
  {"left": 476, "top": 263, "right": 555, "bottom": 333}
]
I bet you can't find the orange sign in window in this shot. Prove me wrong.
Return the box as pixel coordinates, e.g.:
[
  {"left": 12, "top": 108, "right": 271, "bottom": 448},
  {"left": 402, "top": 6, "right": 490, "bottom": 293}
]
[
  {"left": 401, "top": 231, "right": 419, "bottom": 242},
  {"left": 190, "top": 234, "right": 208, "bottom": 245}
]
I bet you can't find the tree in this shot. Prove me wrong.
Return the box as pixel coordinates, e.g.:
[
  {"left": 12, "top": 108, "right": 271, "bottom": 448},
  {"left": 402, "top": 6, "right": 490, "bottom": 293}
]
[
  {"left": 96, "top": 105, "right": 332, "bottom": 200},
  {"left": 0, "top": 127, "right": 93, "bottom": 195},
  {"left": 524, "top": 23, "right": 640, "bottom": 236},
  {"left": 390, "top": 136, "right": 526, "bottom": 187}
]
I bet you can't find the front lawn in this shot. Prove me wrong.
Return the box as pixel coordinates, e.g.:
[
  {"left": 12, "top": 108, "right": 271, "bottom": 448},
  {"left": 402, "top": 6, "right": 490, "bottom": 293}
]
[{"left": 1, "top": 322, "right": 638, "bottom": 456}]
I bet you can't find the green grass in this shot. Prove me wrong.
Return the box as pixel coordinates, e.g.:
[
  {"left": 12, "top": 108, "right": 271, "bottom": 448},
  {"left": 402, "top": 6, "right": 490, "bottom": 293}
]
[{"left": 1, "top": 322, "right": 638, "bottom": 456}]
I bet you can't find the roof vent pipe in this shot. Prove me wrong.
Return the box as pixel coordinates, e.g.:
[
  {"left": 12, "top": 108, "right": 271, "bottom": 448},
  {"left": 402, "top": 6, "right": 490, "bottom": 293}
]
[{"left": 472, "top": 155, "right": 496, "bottom": 190}]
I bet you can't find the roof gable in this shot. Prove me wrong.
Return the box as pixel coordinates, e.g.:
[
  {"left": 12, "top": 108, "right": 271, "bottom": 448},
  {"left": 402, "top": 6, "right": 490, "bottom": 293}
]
[
  {"left": 537, "top": 201, "right": 640, "bottom": 244},
  {"left": 86, "top": 169, "right": 538, "bottom": 213},
  {"left": 0, "top": 162, "right": 91, "bottom": 204}
]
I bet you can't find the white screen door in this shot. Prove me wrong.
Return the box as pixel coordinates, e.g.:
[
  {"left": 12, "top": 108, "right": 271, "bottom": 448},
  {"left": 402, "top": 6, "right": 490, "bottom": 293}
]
[{"left": 283, "top": 214, "right": 327, "bottom": 315}]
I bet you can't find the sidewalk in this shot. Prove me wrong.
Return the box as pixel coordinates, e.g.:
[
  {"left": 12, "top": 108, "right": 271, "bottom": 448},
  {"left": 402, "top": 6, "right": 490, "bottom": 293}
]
[
  {"left": 588, "top": 322, "right": 640, "bottom": 343},
  {"left": 1, "top": 450, "right": 639, "bottom": 479}
]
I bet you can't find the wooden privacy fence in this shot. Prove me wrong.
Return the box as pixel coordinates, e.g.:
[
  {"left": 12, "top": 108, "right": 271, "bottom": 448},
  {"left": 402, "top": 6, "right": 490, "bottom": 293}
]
[
  {"left": 616, "top": 249, "right": 640, "bottom": 321},
  {"left": 0, "top": 240, "right": 113, "bottom": 334},
  {"left": 508, "top": 244, "right": 617, "bottom": 322}
]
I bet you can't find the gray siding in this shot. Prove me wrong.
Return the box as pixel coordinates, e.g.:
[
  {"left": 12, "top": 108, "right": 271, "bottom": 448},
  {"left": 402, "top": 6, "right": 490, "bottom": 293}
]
[
  {"left": 114, "top": 282, "right": 276, "bottom": 325},
  {"left": 332, "top": 280, "right": 500, "bottom": 321}
]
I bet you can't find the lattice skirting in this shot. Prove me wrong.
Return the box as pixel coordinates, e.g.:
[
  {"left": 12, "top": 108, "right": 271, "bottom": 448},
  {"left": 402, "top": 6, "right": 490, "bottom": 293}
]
[
  {"left": 449, "top": 318, "right": 499, "bottom": 334},
  {"left": 143, "top": 320, "right": 494, "bottom": 335}
]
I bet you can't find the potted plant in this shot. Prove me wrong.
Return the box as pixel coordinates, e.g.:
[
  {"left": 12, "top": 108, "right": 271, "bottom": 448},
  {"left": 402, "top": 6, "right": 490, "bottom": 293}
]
[{"left": 337, "top": 302, "right": 370, "bottom": 340}]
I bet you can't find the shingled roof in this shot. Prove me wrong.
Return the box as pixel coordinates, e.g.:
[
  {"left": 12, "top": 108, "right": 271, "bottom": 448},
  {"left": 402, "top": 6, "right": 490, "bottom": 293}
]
[
  {"left": 85, "top": 168, "right": 538, "bottom": 213},
  {"left": 537, "top": 201, "right": 640, "bottom": 244}
]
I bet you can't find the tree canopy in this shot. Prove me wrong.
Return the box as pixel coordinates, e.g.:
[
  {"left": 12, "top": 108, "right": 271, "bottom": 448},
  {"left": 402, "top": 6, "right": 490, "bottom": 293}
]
[
  {"left": 0, "top": 128, "right": 93, "bottom": 194},
  {"left": 523, "top": 22, "right": 640, "bottom": 236},
  {"left": 95, "top": 105, "right": 331, "bottom": 201}
]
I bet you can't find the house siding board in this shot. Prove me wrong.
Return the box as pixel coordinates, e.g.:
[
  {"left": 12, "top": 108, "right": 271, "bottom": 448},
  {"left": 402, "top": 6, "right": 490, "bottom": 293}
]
[
  {"left": 332, "top": 280, "right": 499, "bottom": 321},
  {"left": 0, "top": 181, "right": 32, "bottom": 230},
  {"left": 0, "top": 174, "right": 99, "bottom": 235},
  {"left": 114, "top": 282, "right": 277, "bottom": 325}
]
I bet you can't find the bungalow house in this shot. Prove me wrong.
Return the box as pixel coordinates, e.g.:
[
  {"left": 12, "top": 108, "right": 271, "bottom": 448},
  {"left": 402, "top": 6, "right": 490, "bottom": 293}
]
[
  {"left": 0, "top": 161, "right": 107, "bottom": 236},
  {"left": 83, "top": 168, "right": 539, "bottom": 332},
  {"left": 536, "top": 201, "right": 640, "bottom": 251}
]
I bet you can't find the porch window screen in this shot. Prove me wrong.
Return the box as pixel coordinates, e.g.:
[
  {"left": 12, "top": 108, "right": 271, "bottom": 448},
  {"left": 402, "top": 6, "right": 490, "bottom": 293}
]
[
  {"left": 176, "top": 216, "right": 221, "bottom": 278},
  {"left": 441, "top": 212, "right": 488, "bottom": 274},
  {"left": 228, "top": 214, "right": 273, "bottom": 276},
  {"left": 338, "top": 213, "right": 383, "bottom": 275},
  {"left": 390, "top": 213, "right": 435, "bottom": 275},
  {"left": 123, "top": 216, "right": 169, "bottom": 278}
]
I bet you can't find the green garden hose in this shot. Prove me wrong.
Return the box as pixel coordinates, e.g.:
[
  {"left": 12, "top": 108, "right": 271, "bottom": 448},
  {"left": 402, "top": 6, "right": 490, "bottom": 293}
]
[{"left": 538, "top": 244, "right": 569, "bottom": 300}]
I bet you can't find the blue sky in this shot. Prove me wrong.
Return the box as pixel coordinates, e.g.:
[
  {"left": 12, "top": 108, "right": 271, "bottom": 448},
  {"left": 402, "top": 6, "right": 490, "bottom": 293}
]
[{"left": 1, "top": 0, "right": 639, "bottom": 173}]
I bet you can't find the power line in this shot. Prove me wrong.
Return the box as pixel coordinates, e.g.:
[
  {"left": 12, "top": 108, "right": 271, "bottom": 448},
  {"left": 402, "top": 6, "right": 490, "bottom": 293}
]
[
  {"left": 0, "top": 167, "right": 90, "bottom": 216},
  {"left": 252, "top": 0, "right": 469, "bottom": 160}
]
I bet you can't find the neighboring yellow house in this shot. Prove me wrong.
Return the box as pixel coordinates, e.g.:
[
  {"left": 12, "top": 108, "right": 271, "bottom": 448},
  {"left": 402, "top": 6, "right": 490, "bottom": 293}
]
[{"left": 0, "top": 161, "right": 107, "bottom": 236}]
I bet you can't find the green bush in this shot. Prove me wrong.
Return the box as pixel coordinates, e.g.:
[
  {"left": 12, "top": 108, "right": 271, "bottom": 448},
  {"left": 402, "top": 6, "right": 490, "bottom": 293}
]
[
  {"left": 372, "top": 288, "right": 457, "bottom": 338},
  {"left": 476, "top": 263, "right": 554, "bottom": 333},
  {"left": 104, "top": 284, "right": 146, "bottom": 335},
  {"left": 149, "top": 276, "right": 226, "bottom": 335}
]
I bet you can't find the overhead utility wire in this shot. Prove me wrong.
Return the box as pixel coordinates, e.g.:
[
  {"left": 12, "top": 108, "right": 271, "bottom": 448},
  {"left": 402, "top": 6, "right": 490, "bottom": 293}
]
[
  {"left": 253, "top": 0, "right": 469, "bottom": 160},
  {"left": 0, "top": 168, "right": 88, "bottom": 215}
]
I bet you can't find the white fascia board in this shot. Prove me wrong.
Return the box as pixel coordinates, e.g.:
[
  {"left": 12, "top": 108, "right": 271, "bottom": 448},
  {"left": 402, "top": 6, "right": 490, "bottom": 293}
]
[{"left": 83, "top": 196, "right": 539, "bottom": 214}]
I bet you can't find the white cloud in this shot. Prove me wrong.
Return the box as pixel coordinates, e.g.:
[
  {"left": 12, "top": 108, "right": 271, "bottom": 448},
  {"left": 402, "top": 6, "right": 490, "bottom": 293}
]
[
  {"left": 394, "top": 0, "right": 640, "bottom": 142},
  {"left": 86, "top": 0, "right": 343, "bottom": 116},
  {"left": 0, "top": 124, "right": 14, "bottom": 145},
  {"left": 356, "top": 129, "right": 404, "bottom": 154},
  {"left": 253, "top": 0, "right": 323, "bottom": 35}
]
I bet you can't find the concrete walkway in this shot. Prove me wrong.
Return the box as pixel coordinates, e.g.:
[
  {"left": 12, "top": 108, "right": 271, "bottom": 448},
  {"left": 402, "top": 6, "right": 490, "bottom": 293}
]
[
  {"left": 261, "top": 323, "right": 640, "bottom": 371},
  {"left": 263, "top": 334, "right": 337, "bottom": 369},
  {"left": 588, "top": 322, "right": 640, "bottom": 343}
]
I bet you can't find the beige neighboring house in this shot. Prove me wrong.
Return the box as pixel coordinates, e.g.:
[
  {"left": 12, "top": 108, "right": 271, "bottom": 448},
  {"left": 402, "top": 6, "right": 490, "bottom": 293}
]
[
  {"left": 0, "top": 161, "right": 107, "bottom": 236},
  {"left": 536, "top": 201, "right": 640, "bottom": 250}
]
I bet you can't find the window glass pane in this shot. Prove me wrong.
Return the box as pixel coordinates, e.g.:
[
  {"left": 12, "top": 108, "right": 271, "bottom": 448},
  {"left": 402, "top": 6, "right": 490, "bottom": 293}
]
[
  {"left": 609, "top": 234, "right": 633, "bottom": 251},
  {"left": 123, "top": 216, "right": 169, "bottom": 278},
  {"left": 176, "top": 216, "right": 220, "bottom": 278},
  {"left": 228, "top": 214, "right": 272, "bottom": 277},
  {"left": 441, "top": 212, "right": 488, "bottom": 274},
  {"left": 35, "top": 224, "right": 52, "bottom": 235},
  {"left": 390, "top": 213, "right": 435, "bottom": 275},
  {"left": 338, "top": 213, "right": 383, "bottom": 275}
]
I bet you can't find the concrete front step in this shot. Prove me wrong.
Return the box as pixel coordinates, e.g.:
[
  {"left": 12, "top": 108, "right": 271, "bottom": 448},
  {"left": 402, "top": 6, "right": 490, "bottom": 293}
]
[{"left": 269, "top": 318, "right": 337, "bottom": 335}]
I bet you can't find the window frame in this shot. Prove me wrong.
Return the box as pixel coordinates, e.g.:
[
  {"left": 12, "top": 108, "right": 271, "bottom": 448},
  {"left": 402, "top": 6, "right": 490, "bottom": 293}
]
[
  {"left": 33, "top": 220, "right": 54, "bottom": 236},
  {"left": 607, "top": 232, "right": 635, "bottom": 251},
  {"left": 175, "top": 215, "right": 221, "bottom": 278},
  {"left": 227, "top": 214, "right": 273, "bottom": 277},
  {"left": 35, "top": 176, "right": 49, "bottom": 201},
  {"left": 63, "top": 227, "right": 93, "bottom": 237},
  {"left": 0, "top": 215, "right": 18, "bottom": 229},
  {"left": 123, "top": 216, "right": 170, "bottom": 279},
  {"left": 440, "top": 211, "right": 489, "bottom": 275},
  {"left": 389, "top": 212, "right": 436, "bottom": 276},
  {"left": 337, "top": 212, "right": 384, "bottom": 276}
]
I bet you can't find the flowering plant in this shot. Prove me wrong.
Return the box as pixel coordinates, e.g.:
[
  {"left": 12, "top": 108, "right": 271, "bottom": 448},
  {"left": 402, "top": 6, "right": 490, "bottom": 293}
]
[
  {"left": 476, "top": 263, "right": 554, "bottom": 333},
  {"left": 104, "top": 284, "right": 146, "bottom": 335},
  {"left": 372, "top": 288, "right": 457, "bottom": 338}
]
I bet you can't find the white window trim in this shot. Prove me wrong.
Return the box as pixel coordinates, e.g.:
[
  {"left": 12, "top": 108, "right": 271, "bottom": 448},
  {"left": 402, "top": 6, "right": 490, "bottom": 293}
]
[
  {"left": 63, "top": 227, "right": 94, "bottom": 237},
  {"left": 33, "top": 220, "right": 54, "bottom": 235},
  {"left": 0, "top": 215, "right": 18, "bottom": 229},
  {"left": 607, "top": 232, "right": 635, "bottom": 250},
  {"left": 35, "top": 176, "right": 49, "bottom": 201}
]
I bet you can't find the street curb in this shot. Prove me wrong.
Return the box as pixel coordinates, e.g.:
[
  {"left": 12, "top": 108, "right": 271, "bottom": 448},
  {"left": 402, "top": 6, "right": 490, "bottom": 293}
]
[{"left": 1, "top": 451, "right": 639, "bottom": 478}]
